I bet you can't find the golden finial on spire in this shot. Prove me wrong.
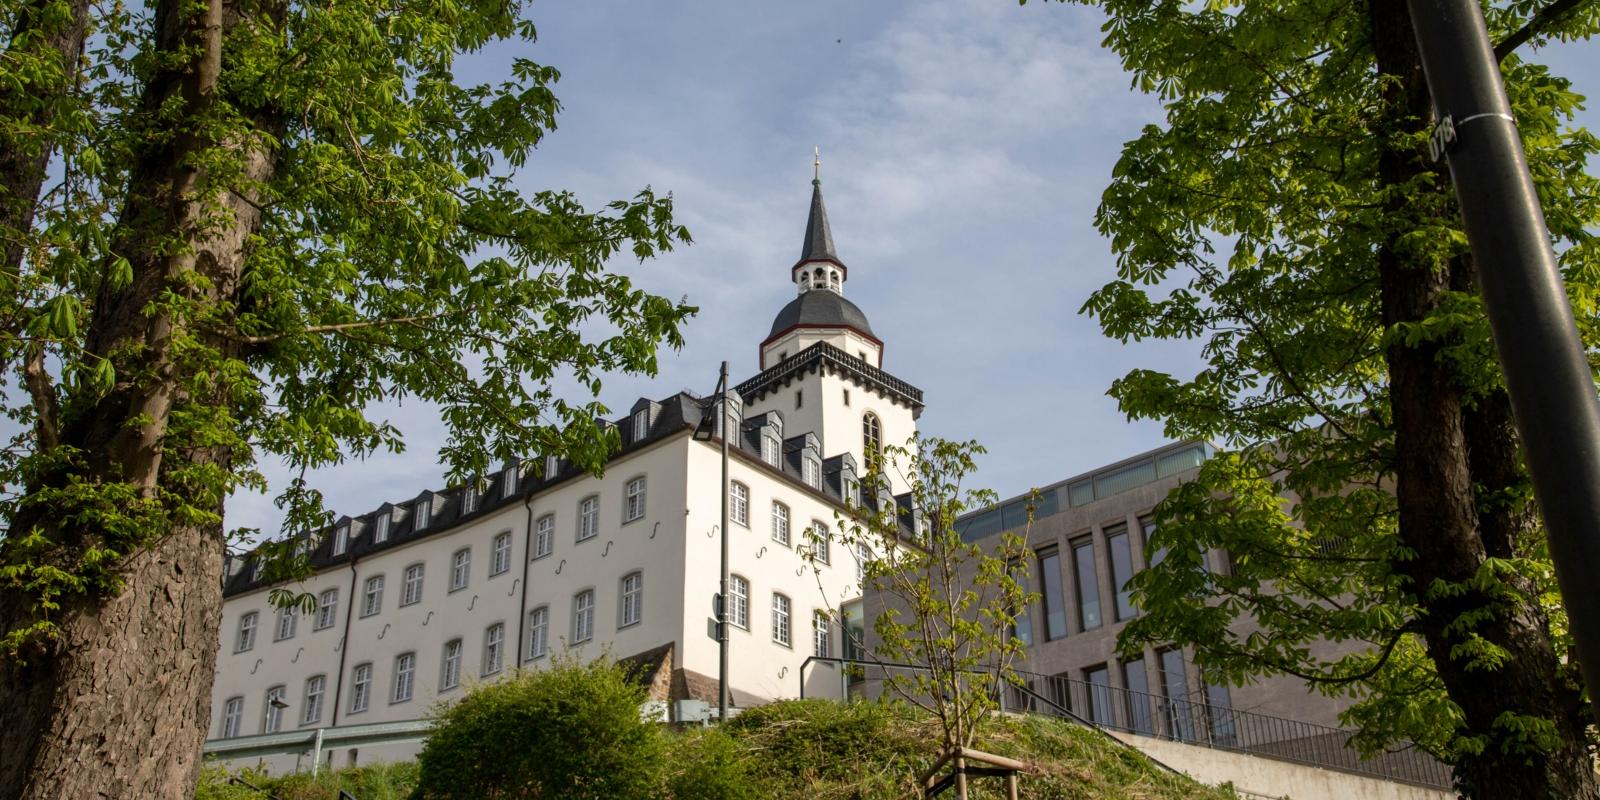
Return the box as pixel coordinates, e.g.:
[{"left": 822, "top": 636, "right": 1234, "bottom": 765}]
[{"left": 813, "top": 146, "right": 821, "bottom": 184}]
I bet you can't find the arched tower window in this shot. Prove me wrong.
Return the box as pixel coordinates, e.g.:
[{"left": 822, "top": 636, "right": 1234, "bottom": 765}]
[
  {"left": 863, "top": 412, "right": 881, "bottom": 456},
  {"left": 829, "top": 270, "right": 840, "bottom": 290}
]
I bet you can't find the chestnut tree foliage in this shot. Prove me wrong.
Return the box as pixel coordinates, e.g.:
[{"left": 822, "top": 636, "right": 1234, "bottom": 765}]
[
  {"left": 0, "top": 1, "right": 693, "bottom": 796},
  {"left": 1047, "top": 0, "right": 1600, "bottom": 796}
]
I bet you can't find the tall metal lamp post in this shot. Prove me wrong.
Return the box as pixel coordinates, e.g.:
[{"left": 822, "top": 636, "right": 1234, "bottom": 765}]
[{"left": 695, "top": 361, "right": 733, "bottom": 722}]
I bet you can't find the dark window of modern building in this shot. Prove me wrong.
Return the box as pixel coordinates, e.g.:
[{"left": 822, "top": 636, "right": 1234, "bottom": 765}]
[
  {"left": 1072, "top": 538, "right": 1101, "bottom": 631},
  {"left": 1009, "top": 559, "right": 1032, "bottom": 647},
  {"left": 1038, "top": 548, "right": 1067, "bottom": 641},
  {"left": 1107, "top": 525, "right": 1137, "bottom": 621},
  {"left": 1160, "top": 649, "right": 1196, "bottom": 742},
  {"left": 1123, "top": 657, "right": 1154, "bottom": 735},
  {"left": 1204, "top": 679, "right": 1237, "bottom": 746},
  {"left": 1085, "top": 665, "right": 1114, "bottom": 726}
]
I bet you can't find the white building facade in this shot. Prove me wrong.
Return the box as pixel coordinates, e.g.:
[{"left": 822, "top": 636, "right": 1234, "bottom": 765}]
[{"left": 206, "top": 176, "right": 926, "bottom": 768}]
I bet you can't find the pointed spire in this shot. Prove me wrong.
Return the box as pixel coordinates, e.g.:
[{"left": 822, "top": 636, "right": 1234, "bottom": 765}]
[{"left": 800, "top": 155, "right": 840, "bottom": 264}]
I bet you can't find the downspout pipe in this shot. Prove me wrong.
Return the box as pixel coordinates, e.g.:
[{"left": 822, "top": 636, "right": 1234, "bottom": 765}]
[
  {"left": 329, "top": 555, "right": 358, "bottom": 728},
  {"left": 515, "top": 489, "right": 535, "bottom": 667}
]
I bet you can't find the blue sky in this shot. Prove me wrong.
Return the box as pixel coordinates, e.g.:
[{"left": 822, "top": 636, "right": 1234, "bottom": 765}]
[{"left": 231, "top": 0, "right": 1600, "bottom": 537}]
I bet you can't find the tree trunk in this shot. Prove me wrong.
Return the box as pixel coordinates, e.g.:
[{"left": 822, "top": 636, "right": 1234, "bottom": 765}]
[
  {"left": 0, "top": 0, "right": 281, "bottom": 796},
  {"left": 0, "top": 0, "right": 91, "bottom": 275},
  {"left": 1369, "top": 4, "right": 1597, "bottom": 797}
]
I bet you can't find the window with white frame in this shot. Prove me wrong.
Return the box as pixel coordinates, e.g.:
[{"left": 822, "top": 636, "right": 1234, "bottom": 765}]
[
  {"left": 545, "top": 455, "right": 559, "bottom": 479},
  {"left": 301, "top": 675, "right": 325, "bottom": 726},
  {"left": 491, "top": 532, "right": 512, "bottom": 576},
  {"left": 621, "top": 572, "right": 643, "bottom": 627},
  {"left": 503, "top": 464, "right": 519, "bottom": 498},
  {"left": 812, "top": 521, "right": 830, "bottom": 565},
  {"left": 527, "top": 606, "right": 549, "bottom": 660},
  {"left": 813, "top": 610, "right": 831, "bottom": 658},
  {"left": 573, "top": 590, "right": 595, "bottom": 643},
  {"left": 772, "top": 593, "right": 791, "bottom": 647},
  {"left": 401, "top": 563, "right": 424, "bottom": 606},
  {"left": 375, "top": 513, "right": 391, "bottom": 543},
  {"left": 235, "top": 612, "right": 257, "bottom": 653},
  {"left": 624, "top": 477, "right": 646, "bottom": 523},
  {"left": 803, "top": 458, "right": 821, "bottom": 488},
  {"left": 577, "top": 496, "right": 599, "bottom": 541},
  {"left": 483, "top": 623, "right": 505, "bottom": 675},
  {"left": 771, "top": 502, "right": 790, "bottom": 547},
  {"left": 441, "top": 639, "right": 463, "bottom": 690},
  {"left": 461, "top": 484, "right": 478, "bottom": 515},
  {"left": 856, "top": 542, "right": 872, "bottom": 587},
  {"left": 221, "top": 697, "right": 243, "bottom": 738},
  {"left": 263, "top": 685, "right": 286, "bottom": 733},
  {"left": 415, "top": 500, "right": 431, "bottom": 529},
  {"left": 362, "top": 575, "right": 384, "bottom": 617},
  {"left": 349, "top": 663, "right": 372, "bottom": 713},
  {"left": 334, "top": 524, "right": 350, "bottom": 556},
  {"left": 275, "top": 607, "right": 296, "bottom": 641},
  {"left": 315, "top": 588, "right": 338, "bottom": 630},
  {"left": 863, "top": 412, "right": 882, "bottom": 455},
  {"left": 392, "top": 652, "right": 416, "bottom": 703},
  {"left": 450, "top": 548, "right": 471, "bottom": 592},
  {"left": 534, "top": 514, "right": 554, "bottom": 558},
  {"left": 632, "top": 409, "right": 649, "bottom": 441},
  {"left": 762, "top": 433, "right": 780, "bottom": 466},
  {"left": 730, "top": 482, "right": 749, "bottom": 526},
  {"left": 729, "top": 575, "right": 749, "bottom": 630}
]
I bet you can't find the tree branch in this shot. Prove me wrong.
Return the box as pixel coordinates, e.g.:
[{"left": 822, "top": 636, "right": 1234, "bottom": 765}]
[
  {"left": 1495, "top": 0, "right": 1593, "bottom": 61},
  {"left": 22, "top": 343, "right": 59, "bottom": 450},
  {"left": 238, "top": 310, "right": 460, "bottom": 344}
]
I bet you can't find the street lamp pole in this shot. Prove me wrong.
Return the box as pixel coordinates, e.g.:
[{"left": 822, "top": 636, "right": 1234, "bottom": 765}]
[
  {"left": 718, "top": 360, "right": 731, "bottom": 722},
  {"left": 1406, "top": 0, "right": 1600, "bottom": 725}
]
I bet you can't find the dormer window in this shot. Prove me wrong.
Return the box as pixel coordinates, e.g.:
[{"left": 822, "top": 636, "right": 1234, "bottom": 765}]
[
  {"left": 294, "top": 537, "right": 309, "bottom": 559},
  {"left": 804, "top": 458, "right": 821, "bottom": 489},
  {"left": 502, "top": 465, "right": 518, "bottom": 498},
  {"left": 375, "top": 514, "right": 391, "bottom": 543},
  {"left": 632, "top": 409, "right": 649, "bottom": 442},
  {"left": 334, "top": 524, "right": 350, "bottom": 556},
  {"left": 415, "top": 501, "right": 431, "bottom": 530},
  {"left": 762, "top": 433, "right": 781, "bottom": 467},
  {"left": 462, "top": 484, "right": 478, "bottom": 515},
  {"left": 769, "top": 413, "right": 783, "bottom": 434},
  {"left": 545, "top": 455, "right": 559, "bottom": 480}
]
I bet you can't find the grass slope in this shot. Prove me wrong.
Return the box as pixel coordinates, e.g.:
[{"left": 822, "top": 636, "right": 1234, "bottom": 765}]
[{"left": 198, "top": 700, "right": 1235, "bottom": 800}]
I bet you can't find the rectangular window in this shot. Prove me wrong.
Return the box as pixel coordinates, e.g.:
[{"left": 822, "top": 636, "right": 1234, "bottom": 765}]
[
  {"left": 856, "top": 542, "right": 871, "bottom": 587},
  {"left": 842, "top": 600, "right": 866, "bottom": 662},
  {"left": 440, "top": 640, "right": 463, "bottom": 690},
  {"left": 772, "top": 594, "right": 791, "bottom": 647},
  {"left": 333, "top": 525, "right": 349, "bottom": 556},
  {"left": 491, "top": 532, "right": 512, "bottom": 576},
  {"left": 1072, "top": 538, "right": 1102, "bottom": 630},
  {"left": 803, "top": 458, "right": 820, "bottom": 488},
  {"left": 375, "top": 514, "right": 391, "bottom": 543},
  {"left": 362, "top": 575, "right": 384, "bottom": 617},
  {"left": 1085, "top": 666, "right": 1113, "bottom": 726},
  {"left": 795, "top": 390, "right": 803, "bottom": 409},
  {"left": 263, "top": 686, "right": 285, "bottom": 733},
  {"left": 1160, "top": 649, "right": 1195, "bottom": 741},
  {"left": 573, "top": 590, "right": 594, "bottom": 643},
  {"left": 221, "top": 697, "right": 243, "bottom": 738},
  {"left": 633, "top": 409, "right": 649, "bottom": 441},
  {"left": 730, "top": 482, "right": 749, "bottom": 526},
  {"left": 762, "top": 434, "right": 780, "bottom": 466},
  {"left": 450, "top": 549, "right": 471, "bottom": 592},
  {"left": 528, "top": 607, "right": 549, "bottom": 660},
  {"left": 1009, "top": 559, "right": 1032, "bottom": 647},
  {"left": 315, "top": 588, "right": 338, "bottom": 630},
  {"left": 1123, "top": 657, "right": 1154, "bottom": 735},
  {"left": 535, "top": 514, "right": 555, "bottom": 558},
  {"left": 503, "top": 465, "right": 519, "bottom": 498},
  {"left": 462, "top": 485, "right": 478, "bottom": 515},
  {"left": 545, "top": 455, "right": 559, "bottom": 479},
  {"left": 235, "top": 612, "right": 257, "bottom": 653},
  {"left": 302, "top": 675, "right": 325, "bottom": 726},
  {"left": 483, "top": 623, "right": 505, "bottom": 676},
  {"left": 812, "top": 522, "right": 830, "bottom": 565},
  {"left": 402, "top": 564, "right": 424, "bottom": 606},
  {"left": 350, "top": 663, "right": 372, "bottom": 714},
  {"left": 275, "top": 607, "right": 296, "bottom": 641},
  {"left": 772, "top": 502, "right": 791, "bottom": 546},
  {"left": 415, "top": 500, "right": 431, "bottom": 529},
  {"left": 1108, "top": 525, "right": 1137, "bottom": 620},
  {"left": 813, "top": 611, "right": 831, "bottom": 658},
  {"left": 393, "top": 652, "right": 416, "bottom": 704},
  {"left": 578, "top": 497, "right": 599, "bottom": 541},
  {"left": 729, "top": 575, "right": 749, "bottom": 629},
  {"left": 1038, "top": 548, "right": 1067, "bottom": 641},
  {"left": 624, "top": 478, "right": 646, "bottom": 522},
  {"left": 1205, "top": 678, "right": 1237, "bottom": 746},
  {"left": 621, "top": 573, "right": 643, "bottom": 627}
]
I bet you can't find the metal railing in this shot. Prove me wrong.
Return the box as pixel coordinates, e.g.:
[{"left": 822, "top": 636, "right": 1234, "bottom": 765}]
[
  {"left": 1007, "top": 669, "right": 1452, "bottom": 790},
  {"left": 203, "top": 719, "right": 433, "bottom": 775}
]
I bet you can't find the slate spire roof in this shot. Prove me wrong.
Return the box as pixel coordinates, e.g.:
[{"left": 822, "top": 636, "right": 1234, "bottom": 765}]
[{"left": 799, "top": 178, "right": 840, "bottom": 265}]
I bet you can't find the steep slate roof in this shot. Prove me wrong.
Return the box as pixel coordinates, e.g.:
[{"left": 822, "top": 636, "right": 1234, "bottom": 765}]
[
  {"left": 798, "top": 179, "right": 840, "bottom": 265},
  {"left": 766, "top": 291, "right": 876, "bottom": 339}
]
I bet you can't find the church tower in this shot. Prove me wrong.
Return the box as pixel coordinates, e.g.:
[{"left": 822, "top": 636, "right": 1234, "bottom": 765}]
[{"left": 739, "top": 162, "right": 923, "bottom": 493}]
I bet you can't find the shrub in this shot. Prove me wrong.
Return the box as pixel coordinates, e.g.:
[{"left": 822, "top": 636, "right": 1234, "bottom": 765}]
[
  {"left": 413, "top": 655, "right": 664, "bottom": 799},
  {"left": 666, "top": 727, "right": 754, "bottom": 800}
]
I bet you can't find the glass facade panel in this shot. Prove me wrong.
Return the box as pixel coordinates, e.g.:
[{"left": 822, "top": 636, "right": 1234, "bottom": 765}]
[
  {"left": 1067, "top": 480, "right": 1094, "bottom": 507},
  {"left": 1073, "top": 539, "right": 1101, "bottom": 630},
  {"left": 1039, "top": 549, "right": 1067, "bottom": 640},
  {"left": 1123, "top": 658, "right": 1154, "bottom": 735},
  {"left": 1156, "top": 444, "right": 1207, "bottom": 478},
  {"left": 1108, "top": 527, "right": 1137, "bottom": 620},
  {"left": 1205, "top": 680, "right": 1237, "bottom": 746},
  {"left": 1000, "top": 500, "right": 1028, "bottom": 531},
  {"left": 1160, "top": 649, "right": 1196, "bottom": 742},
  {"left": 1095, "top": 459, "right": 1157, "bottom": 499},
  {"left": 1086, "top": 666, "right": 1114, "bottom": 726}
]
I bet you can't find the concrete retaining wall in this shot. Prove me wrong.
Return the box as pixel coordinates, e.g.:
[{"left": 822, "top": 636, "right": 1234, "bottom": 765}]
[{"left": 1107, "top": 732, "right": 1453, "bottom": 800}]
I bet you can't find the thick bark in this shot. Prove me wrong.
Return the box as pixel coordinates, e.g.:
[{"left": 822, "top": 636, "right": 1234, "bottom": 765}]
[
  {"left": 0, "top": 0, "right": 91, "bottom": 276},
  {"left": 1370, "top": 4, "right": 1597, "bottom": 797},
  {"left": 0, "top": 0, "right": 282, "bottom": 797}
]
